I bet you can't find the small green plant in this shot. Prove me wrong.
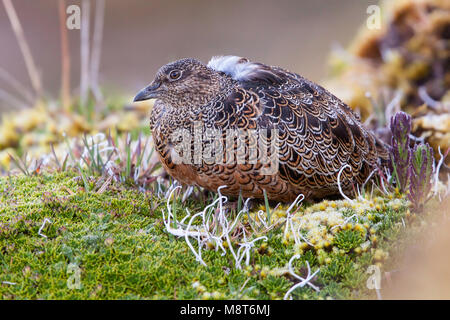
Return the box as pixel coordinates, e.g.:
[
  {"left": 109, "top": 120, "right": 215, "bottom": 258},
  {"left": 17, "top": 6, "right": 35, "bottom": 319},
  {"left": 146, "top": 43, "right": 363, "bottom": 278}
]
[
  {"left": 408, "top": 143, "right": 435, "bottom": 213},
  {"left": 263, "top": 189, "right": 271, "bottom": 225},
  {"left": 8, "top": 152, "right": 43, "bottom": 176},
  {"left": 389, "top": 111, "right": 440, "bottom": 213},
  {"left": 333, "top": 229, "right": 364, "bottom": 252},
  {"left": 389, "top": 111, "right": 411, "bottom": 193}
]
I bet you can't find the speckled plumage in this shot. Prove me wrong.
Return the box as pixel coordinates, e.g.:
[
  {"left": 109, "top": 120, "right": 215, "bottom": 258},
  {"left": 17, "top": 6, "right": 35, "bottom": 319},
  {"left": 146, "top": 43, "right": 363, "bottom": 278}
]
[{"left": 134, "top": 56, "right": 389, "bottom": 202}]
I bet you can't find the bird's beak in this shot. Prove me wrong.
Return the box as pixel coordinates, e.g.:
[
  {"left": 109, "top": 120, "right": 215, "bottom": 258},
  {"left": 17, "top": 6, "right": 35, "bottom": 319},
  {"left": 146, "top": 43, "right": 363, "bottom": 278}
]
[{"left": 133, "top": 81, "right": 162, "bottom": 102}]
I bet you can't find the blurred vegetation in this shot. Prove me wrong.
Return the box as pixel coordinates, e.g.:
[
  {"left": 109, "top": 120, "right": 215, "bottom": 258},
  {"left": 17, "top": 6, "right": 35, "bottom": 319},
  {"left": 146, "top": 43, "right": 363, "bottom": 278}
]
[
  {"left": 0, "top": 97, "right": 153, "bottom": 172},
  {"left": 325, "top": 0, "right": 449, "bottom": 165},
  {"left": 0, "top": 0, "right": 153, "bottom": 172}
]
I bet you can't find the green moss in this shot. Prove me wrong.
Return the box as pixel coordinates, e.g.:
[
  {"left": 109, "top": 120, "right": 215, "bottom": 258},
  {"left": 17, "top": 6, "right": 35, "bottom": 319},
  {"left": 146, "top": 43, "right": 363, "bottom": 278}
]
[
  {"left": 334, "top": 230, "right": 364, "bottom": 252},
  {"left": 0, "top": 171, "right": 424, "bottom": 300}
]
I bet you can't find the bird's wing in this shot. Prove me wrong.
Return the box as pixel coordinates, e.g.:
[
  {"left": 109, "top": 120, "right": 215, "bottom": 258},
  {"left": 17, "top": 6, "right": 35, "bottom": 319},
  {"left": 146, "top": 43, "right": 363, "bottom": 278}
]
[{"left": 210, "top": 59, "right": 384, "bottom": 191}]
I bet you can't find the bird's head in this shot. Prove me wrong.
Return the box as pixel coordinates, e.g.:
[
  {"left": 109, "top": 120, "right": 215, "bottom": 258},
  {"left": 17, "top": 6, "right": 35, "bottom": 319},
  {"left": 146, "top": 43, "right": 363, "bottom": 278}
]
[{"left": 133, "top": 58, "right": 227, "bottom": 108}]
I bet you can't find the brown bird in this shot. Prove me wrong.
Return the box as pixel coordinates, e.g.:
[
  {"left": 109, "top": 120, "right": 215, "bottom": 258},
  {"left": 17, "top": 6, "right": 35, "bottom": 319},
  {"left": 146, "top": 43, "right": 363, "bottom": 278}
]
[{"left": 134, "top": 56, "right": 388, "bottom": 202}]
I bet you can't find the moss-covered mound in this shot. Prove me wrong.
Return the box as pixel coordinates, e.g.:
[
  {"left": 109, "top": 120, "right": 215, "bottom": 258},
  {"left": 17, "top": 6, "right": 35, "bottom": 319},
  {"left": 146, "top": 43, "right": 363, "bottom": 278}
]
[{"left": 0, "top": 171, "right": 420, "bottom": 300}]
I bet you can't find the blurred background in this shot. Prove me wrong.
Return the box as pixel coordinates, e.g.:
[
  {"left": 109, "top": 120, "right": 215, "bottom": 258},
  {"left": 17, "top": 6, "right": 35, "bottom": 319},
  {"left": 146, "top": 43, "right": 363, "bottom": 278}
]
[{"left": 0, "top": 0, "right": 375, "bottom": 103}]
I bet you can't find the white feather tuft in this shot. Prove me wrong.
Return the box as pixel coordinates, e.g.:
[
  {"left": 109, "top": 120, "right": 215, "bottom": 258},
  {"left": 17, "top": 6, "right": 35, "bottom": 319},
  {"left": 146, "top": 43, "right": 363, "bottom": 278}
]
[{"left": 207, "top": 55, "right": 260, "bottom": 81}]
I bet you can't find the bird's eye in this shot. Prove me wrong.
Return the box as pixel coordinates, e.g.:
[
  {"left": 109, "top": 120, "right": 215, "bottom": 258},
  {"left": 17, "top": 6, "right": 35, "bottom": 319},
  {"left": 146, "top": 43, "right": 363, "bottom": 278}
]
[{"left": 169, "top": 70, "right": 182, "bottom": 80}]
